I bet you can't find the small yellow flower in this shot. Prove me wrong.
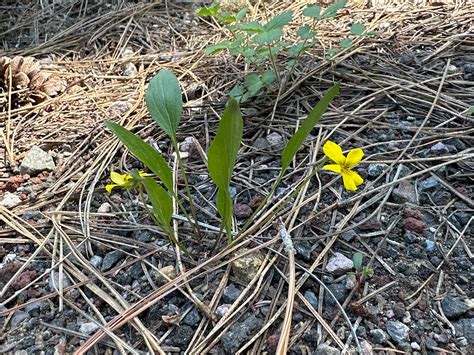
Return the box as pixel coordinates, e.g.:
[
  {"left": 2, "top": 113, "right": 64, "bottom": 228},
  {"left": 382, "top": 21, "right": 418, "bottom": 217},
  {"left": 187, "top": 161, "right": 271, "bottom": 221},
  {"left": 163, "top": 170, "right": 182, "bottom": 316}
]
[
  {"left": 105, "top": 171, "right": 148, "bottom": 192},
  {"left": 323, "top": 140, "right": 364, "bottom": 191}
]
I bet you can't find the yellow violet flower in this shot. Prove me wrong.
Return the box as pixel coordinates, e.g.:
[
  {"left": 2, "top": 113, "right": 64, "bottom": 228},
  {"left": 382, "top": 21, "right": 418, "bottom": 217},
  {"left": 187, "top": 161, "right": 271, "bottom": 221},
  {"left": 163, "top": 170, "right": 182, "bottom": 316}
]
[
  {"left": 323, "top": 140, "right": 364, "bottom": 191},
  {"left": 105, "top": 171, "right": 148, "bottom": 192}
]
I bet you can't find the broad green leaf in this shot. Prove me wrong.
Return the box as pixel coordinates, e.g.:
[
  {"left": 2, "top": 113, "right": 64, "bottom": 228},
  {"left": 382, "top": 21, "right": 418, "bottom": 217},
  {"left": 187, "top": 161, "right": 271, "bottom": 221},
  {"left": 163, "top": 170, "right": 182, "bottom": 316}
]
[
  {"left": 264, "top": 11, "right": 293, "bottom": 30},
  {"left": 229, "top": 84, "right": 244, "bottom": 98},
  {"left": 142, "top": 177, "right": 173, "bottom": 232},
  {"left": 217, "top": 12, "right": 237, "bottom": 22},
  {"left": 216, "top": 187, "right": 233, "bottom": 240},
  {"left": 145, "top": 69, "right": 182, "bottom": 141},
  {"left": 105, "top": 121, "right": 173, "bottom": 192},
  {"left": 303, "top": 4, "right": 321, "bottom": 19},
  {"left": 350, "top": 23, "right": 366, "bottom": 35},
  {"left": 208, "top": 99, "right": 243, "bottom": 189},
  {"left": 262, "top": 70, "right": 277, "bottom": 84},
  {"left": 297, "top": 24, "right": 315, "bottom": 40},
  {"left": 196, "top": 3, "right": 219, "bottom": 17},
  {"left": 353, "top": 252, "right": 363, "bottom": 270},
  {"left": 235, "top": 21, "right": 264, "bottom": 33},
  {"left": 339, "top": 38, "right": 352, "bottom": 49},
  {"left": 281, "top": 83, "right": 340, "bottom": 172},
  {"left": 322, "top": 0, "right": 347, "bottom": 18},
  {"left": 205, "top": 41, "right": 231, "bottom": 55},
  {"left": 253, "top": 28, "right": 284, "bottom": 45}
]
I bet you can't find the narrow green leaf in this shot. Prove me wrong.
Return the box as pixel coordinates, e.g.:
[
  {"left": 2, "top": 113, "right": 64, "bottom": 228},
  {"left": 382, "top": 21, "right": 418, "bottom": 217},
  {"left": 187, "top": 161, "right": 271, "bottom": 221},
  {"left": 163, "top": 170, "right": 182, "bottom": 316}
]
[
  {"left": 281, "top": 83, "right": 340, "bottom": 172},
  {"left": 142, "top": 178, "right": 173, "bottom": 231},
  {"left": 353, "top": 252, "right": 363, "bottom": 270},
  {"left": 217, "top": 12, "right": 237, "bottom": 22},
  {"left": 303, "top": 4, "right": 321, "bottom": 18},
  {"left": 208, "top": 99, "right": 243, "bottom": 189},
  {"left": 234, "top": 21, "right": 264, "bottom": 33},
  {"left": 288, "top": 42, "right": 310, "bottom": 57},
  {"left": 235, "top": 7, "right": 249, "bottom": 20},
  {"left": 196, "top": 3, "right": 219, "bottom": 17},
  {"left": 208, "top": 99, "right": 243, "bottom": 241},
  {"left": 350, "top": 23, "right": 366, "bottom": 35},
  {"left": 105, "top": 121, "right": 173, "bottom": 192},
  {"left": 264, "top": 11, "right": 293, "bottom": 30},
  {"left": 145, "top": 69, "right": 182, "bottom": 141},
  {"left": 322, "top": 0, "right": 347, "bottom": 18},
  {"left": 205, "top": 41, "right": 231, "bottom": 55},
  {"left": 339, "top": 38, "right": 352, "bottom": 49}
]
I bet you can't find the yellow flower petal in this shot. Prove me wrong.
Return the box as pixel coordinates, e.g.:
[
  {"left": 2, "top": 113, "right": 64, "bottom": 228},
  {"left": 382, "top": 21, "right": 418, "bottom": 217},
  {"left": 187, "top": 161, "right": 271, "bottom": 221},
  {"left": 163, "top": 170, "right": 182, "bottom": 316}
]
[
  {"left": 323, "top": 164, "right": 342, "bottom": 173},
  {"left": 341, "top": 169, "right": 364, "bottom": 191},
  {"left": 105, "top": 184, "right": 118, "bottom": 193},
  {"left": 350, "top": 170, "right": 364, "bottom": 187},
  {"left": 345, "top": 148, "right": 364, "bottom": 167},
  {"left": 110, "top": 171, "right": 127, "bottom": 185},
  {"left": 138, "top": 171, "right": 148, "bottom": 177},
  {"left": 323, "top": 140, "right": 345, "bottom": 165}
]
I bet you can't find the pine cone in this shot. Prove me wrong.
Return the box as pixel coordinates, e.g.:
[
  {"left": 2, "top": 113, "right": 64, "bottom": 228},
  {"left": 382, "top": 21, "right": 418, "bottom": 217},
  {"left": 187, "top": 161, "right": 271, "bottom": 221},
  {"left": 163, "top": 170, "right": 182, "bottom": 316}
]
[{"left": 0, "top": 56, "right": 66, "bottom": 107}]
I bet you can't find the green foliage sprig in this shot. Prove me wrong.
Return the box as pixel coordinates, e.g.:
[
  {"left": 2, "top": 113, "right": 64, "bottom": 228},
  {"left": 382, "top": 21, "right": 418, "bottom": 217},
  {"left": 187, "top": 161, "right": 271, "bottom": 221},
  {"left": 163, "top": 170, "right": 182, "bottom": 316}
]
[{"left": 197, "top": 1, "right": 375, "bottom": 102}]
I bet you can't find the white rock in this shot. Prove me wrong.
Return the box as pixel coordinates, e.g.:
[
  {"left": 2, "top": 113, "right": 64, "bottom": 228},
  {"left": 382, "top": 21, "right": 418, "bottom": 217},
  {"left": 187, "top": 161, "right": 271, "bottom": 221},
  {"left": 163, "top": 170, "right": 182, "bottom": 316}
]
[
  {"left": 123, "top": 62, "right": 137, "bottom": 77},
  {"left": 97, "top": 202, "right": 112, "bottom": 214},
  {"left": 19, "top": 146, "right": 55, "bottom": 175},
  {"left": 0, "top": 192, "right": 22, "bottom": 208},
  {"left": 79, "top": 321, "right": 100, "bottom": 334},
  {"left": 326, "top": 252, "right": 354, "bottom": 274}
]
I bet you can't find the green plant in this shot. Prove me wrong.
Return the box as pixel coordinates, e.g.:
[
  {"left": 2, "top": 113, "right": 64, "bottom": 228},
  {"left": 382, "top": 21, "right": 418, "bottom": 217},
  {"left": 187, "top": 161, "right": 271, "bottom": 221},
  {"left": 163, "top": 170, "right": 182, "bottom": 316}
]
[
  {"left": 105, "top": 70, "right": 362, "bottom": 247},
  {"left": 196, "top": 1, "right": 375, "bottom": 102},
  {"left": 352, "top": 252, "right": 374, "bottom": 291}
]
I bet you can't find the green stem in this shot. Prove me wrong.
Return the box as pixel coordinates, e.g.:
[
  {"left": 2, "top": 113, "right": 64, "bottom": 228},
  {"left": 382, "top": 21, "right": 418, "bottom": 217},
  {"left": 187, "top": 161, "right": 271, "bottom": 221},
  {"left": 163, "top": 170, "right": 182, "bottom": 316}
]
[
  {"left": 139, "top": 185, "right": 188, "bottom": 253},
  {"left": 266, "top": 43, "right": 281, "bottom": 84},
  {"left": 171, "top": 139, "right": 202, "bottom": 238}
]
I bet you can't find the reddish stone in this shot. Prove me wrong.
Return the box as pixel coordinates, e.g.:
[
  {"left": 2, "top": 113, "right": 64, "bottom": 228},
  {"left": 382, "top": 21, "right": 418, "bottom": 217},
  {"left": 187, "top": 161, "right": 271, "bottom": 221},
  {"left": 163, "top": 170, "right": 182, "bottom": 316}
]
[
  {"left": 233, "top": 203, "right": 253, "bottom": 219},
  {"left": 266, "top": 334, "right": 279, "bottom": 353},
  {"left": 249, "top": 195, "right": 265, "bottom": 210},
  {"left": 403, "top": 208, "right": 423, "bottom": 220},
  {"left": 0, "top": 261, "right": 22, "bottom": 283},
  {"left": 31, "top": 177, "right": 43, "bottom": 184},
  {"left": 12, "top": 270, "right": 37, "bottom": 290},
  {"left": 404, "top": 217, "right": 425, "bottom": 233}
]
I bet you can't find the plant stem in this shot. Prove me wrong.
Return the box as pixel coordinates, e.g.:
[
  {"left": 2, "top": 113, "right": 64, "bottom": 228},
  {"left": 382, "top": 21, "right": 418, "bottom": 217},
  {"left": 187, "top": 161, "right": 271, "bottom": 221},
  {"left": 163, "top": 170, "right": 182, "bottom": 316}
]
[
  {"left": 266, "top": 44, "right": 281, "bottom": 84},
  {"left": 171, "top": 139, "right": 202, "bottom": 238}
]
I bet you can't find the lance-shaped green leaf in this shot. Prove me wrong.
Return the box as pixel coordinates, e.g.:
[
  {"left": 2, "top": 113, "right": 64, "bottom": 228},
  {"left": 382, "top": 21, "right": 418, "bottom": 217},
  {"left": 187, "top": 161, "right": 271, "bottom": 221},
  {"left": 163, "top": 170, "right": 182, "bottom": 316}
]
[
  {"left": 145, "top": 69, "right": 182, "bottom": 142},
  {"left": 208, "top": 99, "right": 243, "bottom": 189},
  {"left": 142, "top": 178, "right": 173, "bottom": 232},
  {"left": 281, "top": 83, "right": 340, "bottom": 173},
  {"left": 353, "top": 252, "right": 364, "bottom": 270},
  {"left": 208, "top": 99, "right": 243, "bottom": 239},
  {"left": 105, "top": 121, "right": 173, "bottom": 192}
]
